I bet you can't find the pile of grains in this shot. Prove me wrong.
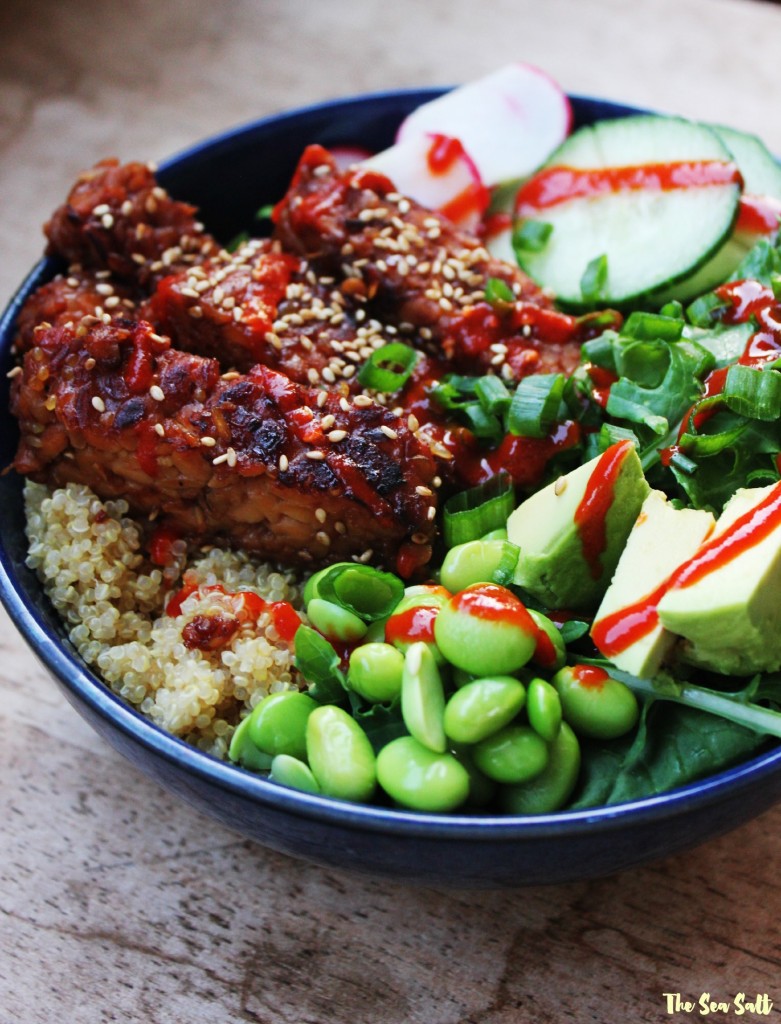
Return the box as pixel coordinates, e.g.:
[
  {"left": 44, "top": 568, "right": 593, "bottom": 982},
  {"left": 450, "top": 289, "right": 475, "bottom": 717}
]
[{"left": 24, "top": 481, "right": 303, "bottom": 758}]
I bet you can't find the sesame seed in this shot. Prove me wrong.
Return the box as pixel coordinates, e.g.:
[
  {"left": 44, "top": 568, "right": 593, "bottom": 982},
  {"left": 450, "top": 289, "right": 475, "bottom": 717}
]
[
  {"left": 154, "top": 423, "right": 165, "bottom": 437},
  {"left": 427, "top": 506, "right": 437, "bottom": 521},
  {"left": 415, "top": 485, "right": 432, "bottom": 497},
  {"left": 407, "top": 414, "right": 420, "bottom": 432},
  {"left": 104, "top": 296, "right": 120, "bottom": 309},
  {"left": 93, "top": 203, "right": 110, "bottom": 216},
  {"left": 101, "top": 213, "right": 114, "bottom": 229},
  {"left": 226, "top": 447, "right": 238, "bottom": 467},
  {"left": 316, "top": 391, "right": 328, "bottom": 408},
  {"left": 554, "top": 477, "right": 567, "bottom": 496},
  {"left": 149, "top": 385, "right": 165, "bottom": 401},
  {"left": 316, "top": 531, "right": 331, "bottom": 547},
  {"left": 334, "top": 521, "right": 346, "bottom": 535},
  {"left": 320, "top": 414, "right": 336, "bottom": 429},
  {"left": 339, "top": 397, "right": 351, "bottom": 413},
  {"left": 315, "top": 508, "right": 327, "bottom": 524},
  {"left": 353, "top": 394, "right": 372, "bottom": 408},
  {"left": 279, "top": 454, "right": 289, "bottom": 472},
  {"left": 91, "top": 396, "right": 106, "bottom": 412},
  {"left": 307, "top": 368, "right": 320, "bottom": 384},
  {"left": 358, "top": 549, "right": 373, "bottom": 563},
  {"left": 212, "top": 452, "right": 229, "bottom": 465},
  {"left": 321, "top": 367, "right": 336, "bottom": 384},
  {"left": 200, "top": 436, "right": 216, "bottom": 447},
  {"left": 380, "top": 425, "right": 398, "bottom": 440},
  {"left": 306, "top": 450, "right": 325, "bottom": 460},
  {"left": 5, "top": 365, "right": 22, "bottom": 379},
  {"left": 188, "top": 306, "right": 203, "bottom": 319},
  {"left": 342, "top": 365, "right": 356, "bottom": 379},
  {"left": 328, "top": 429, "right": 347, "bottom": 442}
]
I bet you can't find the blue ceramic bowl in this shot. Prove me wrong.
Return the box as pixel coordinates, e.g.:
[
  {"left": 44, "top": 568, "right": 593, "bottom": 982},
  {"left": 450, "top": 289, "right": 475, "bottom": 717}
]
[{"left": 3, "top": 89, "right": 781, "bottom": 888}]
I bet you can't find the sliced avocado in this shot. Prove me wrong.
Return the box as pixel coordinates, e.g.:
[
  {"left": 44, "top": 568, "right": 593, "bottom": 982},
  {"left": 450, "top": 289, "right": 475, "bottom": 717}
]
[
  {"left": 657, "top": 483, "right": 781, "bottom": 675},
  {"left": 507, "top": 441, "right": 649, "bottom": 611},
  {"left": 591, "top": 491, "right": 715, "bottom": 678}
]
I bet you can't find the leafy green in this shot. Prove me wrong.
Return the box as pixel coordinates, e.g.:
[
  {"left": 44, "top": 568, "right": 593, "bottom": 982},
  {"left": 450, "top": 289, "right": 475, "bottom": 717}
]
[
  {"left": 571, "top": 701, "right": 767, "bottom": 808},
  {"left": 293, "top": 626, "right": 347, "bottom": 705}
]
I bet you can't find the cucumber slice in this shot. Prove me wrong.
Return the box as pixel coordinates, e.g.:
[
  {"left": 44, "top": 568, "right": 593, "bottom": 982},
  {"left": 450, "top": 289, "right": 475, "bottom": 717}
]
[
  {"left": 513, "top": 116, "right": 741, "bottom": 309},
  {"left": 712, "top": 124, "right": 781, "bottom": 198},
  {"left": 646, "top": 124, "right": 781, "bottom": 306}
]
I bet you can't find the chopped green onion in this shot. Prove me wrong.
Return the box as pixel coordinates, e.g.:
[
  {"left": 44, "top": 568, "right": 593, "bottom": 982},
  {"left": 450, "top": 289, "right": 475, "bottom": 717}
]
[
  {"left": 461, "top": 402, "right": 504, "bottom": 441},
  {"left": 507, "top": 373, "right": 566, "bottom": 438},
  {"left": 659, "top": 300, "right": 684, "bottom": 319},
  {"left": 580, "top": 254, "right": 608, "bottom": 304},
  {"left": 512, "top": 220, "right": 553, "bottom": 254},
  {"left": 581, "top": 332, "right": 619, "bottom": 371},
  {"left": 443, "top": 473, "right": 515, "bottom": 548},
  {"left": 429, "top": 374, "right": 480, "bottom": 412},
  {"left": 722, "top": 364, "right": 781, "bottom": 421},
  {"left": 686, "top": 291, "right": 729, "bottom": 327},
  {"left": 227, "top": 230, "right": 250, "bottom": 252},
  {"left": 668, "top": 449, "right": 698, "bottom": 475},
  {"left": 490, "top": 541, "right": 522, "bottom": 587},
  {"left": 623, "top": 311, "right": 684, "bottom": 342},
  {"left": 484, "top": 277, "right": 515, "bottom": 307},
  {"left": 474, "top": 375, "right": 512, "bottom": 416},
  {"left": 314, "top": 564, "right": 404, "bottom": 622},
  {"left": 256, "top": 203, "right": 275, "bottom": 220},
  {"left": 357, "top": 342, "right": 418, "bottom": 393}
]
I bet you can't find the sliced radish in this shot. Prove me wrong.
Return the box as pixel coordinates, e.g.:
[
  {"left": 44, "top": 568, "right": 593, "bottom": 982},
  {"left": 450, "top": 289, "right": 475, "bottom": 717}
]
[
  {"left": 361, "top": 132, "right": 489, "bottom": 231},
  {"left": 396, "top": 63, "right": 571, "bottom": 186},
  {"left": 330, "top": 144, "right": 374, "bottom": 172}
]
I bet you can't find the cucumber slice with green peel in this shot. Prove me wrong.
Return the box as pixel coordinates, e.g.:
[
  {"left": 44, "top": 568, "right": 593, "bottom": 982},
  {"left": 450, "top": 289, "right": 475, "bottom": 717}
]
[
  {"left": 513, "top": 116, "right": 742, "bottom": 309},
  {"left": 645, "top": 124, "right": 781, "bottom": 306},
  {"left": 712, "top": 124, "right": 781, "bottom": 199}
]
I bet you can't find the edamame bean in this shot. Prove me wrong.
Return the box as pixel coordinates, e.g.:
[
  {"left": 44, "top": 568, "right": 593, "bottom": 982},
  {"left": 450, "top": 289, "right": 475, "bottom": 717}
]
[
  {"left": 439, "top": 540, "right": 519, "bottom": 593},
  {"left": 376, "top": 736, "right": 470, "bottom": 812},
  {"left": 227, "top": 714, "right": 274, "bottom": 771},
  {"left": 480, "top": 527, "right": 508, "bottom": 542},
  {"left": 306, "top": 705, "right": 377, "bottom": 802},
  {"left": 385, "top": 588, "right": 450, "bottom": 665},
  {"left": 270, "top": 754, "right": 321, "bottom": 794},
  {"left": 443, "top": 676, "right": 526, "bottom": 745},
  {"left": 246, "top": 691, "right": 319, "bottom": 759},
  {"left": 552, "top": 665, "right": 639, "bottom": 740},
  {"left": 434, "top": 583, "right": 537, "bottom": 676},
  {"left": 473, "top": 724, "right": 549, "bottom": 784},
  {"left": 306, "top": 597, "right": 368, "bottom": 643},
  {"left": 401, "top": 642, "right": 447, "bottom": 753},
  {"left": 526, "top": 677, "right": 563, "bottom": 743},
  {"left": 500, "top": 722, "right": 581, "bottom": 814},
  {"left": 348, "top": 642, "right": 404, "bottom": 703},
  {"left": 528, "top": 610, "right": 567, "bottom": 672}
]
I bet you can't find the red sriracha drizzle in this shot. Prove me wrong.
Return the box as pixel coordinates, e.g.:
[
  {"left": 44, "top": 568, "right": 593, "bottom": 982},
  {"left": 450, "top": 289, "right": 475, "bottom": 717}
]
[
  {"left": 451, "top": 583, "right": 537, "bottom": 631},
  {"left": 424, "top": 134, "right": 490, "bottom": 224},
  {"left": 515, "top": 160, "right": 742, "bottom": 216},
  {"left": 592, "top": 481, "right": 781, "bottom": 658},
  {"left": 165, "top": 576, "right": 300, "bottom": 647},
  {"left": 385, "top": 604, "right": 439, "bottom": 646},
  {"left": 574, "top": 440, "right": 633, "bottom": 581},
  {"left": 572, "top": 665, "right": 610, "bottom": 689}
]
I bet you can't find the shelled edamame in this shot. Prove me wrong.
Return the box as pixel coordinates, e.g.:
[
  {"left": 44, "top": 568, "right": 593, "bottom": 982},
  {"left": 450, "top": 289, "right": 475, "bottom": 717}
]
[{"left": 228, "top": 554, "right": 641, "bottom": 816}]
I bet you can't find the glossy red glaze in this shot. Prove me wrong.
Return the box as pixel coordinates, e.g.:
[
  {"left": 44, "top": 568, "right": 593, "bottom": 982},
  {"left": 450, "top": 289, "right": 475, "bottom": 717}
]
[
  {"left": 385, "top": 604, "right": 439, "bottom": 646},
  {"left": 590, "top": 580, "right": 668, "bottom": 658},
  {"left": 515, "top": 160, "right": 741, "bottom": 216},
  {"left": 574, "top": 440, "right": 633, "bottom": 580},
  {"left": 572, "top": 664, "right": 610, "bottom": 689}
]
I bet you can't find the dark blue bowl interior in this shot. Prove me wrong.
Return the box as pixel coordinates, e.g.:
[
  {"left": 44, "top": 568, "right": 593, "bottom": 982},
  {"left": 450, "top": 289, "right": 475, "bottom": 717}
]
[{"left": 3, "top": 89, "right": 781, "bottom": 888}]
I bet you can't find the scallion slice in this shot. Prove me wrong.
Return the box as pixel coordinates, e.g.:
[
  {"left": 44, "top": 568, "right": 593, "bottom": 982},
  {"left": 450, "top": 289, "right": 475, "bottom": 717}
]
[
  {"left": 443, "top": 473, "right": 515, "bottom": 548},
  {"left": 512, "top": 220, "right": 553, "bottom": 254},
  {"left": 623, "top": 311, "right": 684, "bottom": 342},
  {"left": 474, "top": 375, "right": 512, "bottom": 416},
  {"left": 580, "top": 253, "right": 608, "bottom": 304},
  {"left": 507, "top": 373, "right": 566, "bottom": 438},
  {"left": 357, "top": 342, "right": 418, "bottom": 393},
  {"left": 721, "top": 364, "right": 781, "bottom": 421},
  {"left": 484, "top": 277, "right": 515, "bottom": 307},
  {"left": 314, "top": 564, "right": 404, "bottom": 622}
]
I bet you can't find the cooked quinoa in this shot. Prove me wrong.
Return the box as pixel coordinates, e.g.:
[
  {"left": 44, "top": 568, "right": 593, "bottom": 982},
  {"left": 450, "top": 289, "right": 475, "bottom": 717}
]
[{"left": 24, "top": 481, "right": 304, "bottom": 758}]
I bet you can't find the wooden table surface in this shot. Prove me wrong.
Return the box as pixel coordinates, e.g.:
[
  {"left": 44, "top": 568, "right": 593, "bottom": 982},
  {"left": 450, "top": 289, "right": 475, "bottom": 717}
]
[{"left": 3, "top": 1, "right": 781, "bottom": 1021}]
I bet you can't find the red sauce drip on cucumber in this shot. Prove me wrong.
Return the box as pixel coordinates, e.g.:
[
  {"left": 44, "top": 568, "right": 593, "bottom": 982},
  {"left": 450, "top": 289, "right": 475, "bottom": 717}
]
[
  {"left": 573, "top": 440, "right": 632, "bottom": 581},
  {"left": 515, "top": 160, "right": 742, "bottom": 215}
]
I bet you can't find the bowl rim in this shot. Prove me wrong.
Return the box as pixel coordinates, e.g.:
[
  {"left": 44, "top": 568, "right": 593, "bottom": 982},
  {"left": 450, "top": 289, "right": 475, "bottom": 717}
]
[{"left": 2, "top": 85, "right": 781, "bottom": 842}]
